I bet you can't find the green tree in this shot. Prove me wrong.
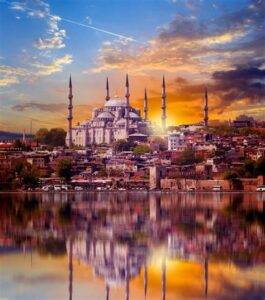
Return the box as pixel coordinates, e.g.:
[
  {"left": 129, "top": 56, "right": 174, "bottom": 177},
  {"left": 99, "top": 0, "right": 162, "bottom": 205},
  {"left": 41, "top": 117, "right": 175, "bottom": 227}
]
[
  {"left": 56, "top": 159, "right": 72, "bottom": 181},
  {"left": 22, "top": 170, "right": 39, "bottom": 188},
  {"left": 255, "top": 157, "right": 265, "bottom": 176},
  {"left": 46, "top": 128, "right": 66, "bottom": 147},
  {"left": 222, "top": 170, "right": 239, "bottom": 180},
  {"left": 12, "top": 158, "right": 27, "bottom": 176},
  {"left": 178, "top": 148, "right": 202, "bottom": 165},
  {"left": 35, "top": 128, "right": 66, "bottom": 147},
  {"left": 13, "top": 139, "right": 23, "bottom": 149},
  {"left": 113, "top": 139, "right": 134, "bottom": 152},
  {"left": 133, "top": 144, "right": 151, "bottom": 155},
  {"left": 35, "top": 128, "right": 49, "bottom": 144},
  {"left": 244, "top": 160, "right": 255, "bottom": 178}
]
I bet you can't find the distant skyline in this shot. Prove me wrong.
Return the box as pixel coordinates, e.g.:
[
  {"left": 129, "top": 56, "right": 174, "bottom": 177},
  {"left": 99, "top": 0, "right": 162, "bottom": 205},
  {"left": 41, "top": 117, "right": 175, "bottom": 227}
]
[{"left": 0, "top": 0, "right": 264, "bottom": 132}]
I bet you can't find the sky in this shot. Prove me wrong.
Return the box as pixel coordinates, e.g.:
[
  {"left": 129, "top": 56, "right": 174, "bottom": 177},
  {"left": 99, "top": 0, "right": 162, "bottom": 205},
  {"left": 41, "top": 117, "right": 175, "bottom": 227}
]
[
  {"left": 1, "top": 252, "right": 265, "bottom": 299},
  {"left": 0, "top": 0, "right": 264, "bottom": 132}
]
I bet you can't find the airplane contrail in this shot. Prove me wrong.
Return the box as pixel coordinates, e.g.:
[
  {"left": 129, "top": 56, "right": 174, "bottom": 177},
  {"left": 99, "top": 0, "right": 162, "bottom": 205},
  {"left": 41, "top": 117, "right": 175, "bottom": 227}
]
[
  {"left": 59, "top": 17, "right": 142, "bottom": 43},
  {"left": 0, "top": 0, "right": 142, "bottom": 44}
]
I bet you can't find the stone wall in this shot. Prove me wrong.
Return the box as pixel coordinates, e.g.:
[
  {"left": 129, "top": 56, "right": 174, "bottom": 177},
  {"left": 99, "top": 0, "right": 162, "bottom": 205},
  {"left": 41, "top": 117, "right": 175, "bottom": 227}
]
[{"left": 160, "top": 176, "right": 264, "bottom": 191}]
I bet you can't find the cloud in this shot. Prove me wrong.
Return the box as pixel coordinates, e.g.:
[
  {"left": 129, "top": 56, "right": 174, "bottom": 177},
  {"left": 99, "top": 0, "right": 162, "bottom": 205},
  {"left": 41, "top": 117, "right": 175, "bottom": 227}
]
[
  {"left": 10, "top": 0, "right": 49, "bottom": 17},
  {"left": 9, "top": 0, "right": 140, "bottom": 46},
  {"left": 10, "top": 0, "right": 67, "bottom": 51},
  {"left": 0, "top": 65, "right": 31, "bottom": 87},
  {"left": 211, "top": 60, "right": 265, "bottom": 110},
  {"left": 159, "top": 14, "right": 205, "bottom": 40},
  {"left": 85, "top": 16, "right": 92, "bottom": 25},
  {"left": 0, "top": 54, "right": 72, "bottom": 87},
  {"left": 90, "top": 0, "right": 265, "bottom": 123},
  {"left": 35, "top": 15, "right": 66, "bottom": 50},
  {"left": 32, "top": 54, "right": 73, "bottom": 76},
  {"left": 12, "top": 101, "right": 66, "bottom": 112}
]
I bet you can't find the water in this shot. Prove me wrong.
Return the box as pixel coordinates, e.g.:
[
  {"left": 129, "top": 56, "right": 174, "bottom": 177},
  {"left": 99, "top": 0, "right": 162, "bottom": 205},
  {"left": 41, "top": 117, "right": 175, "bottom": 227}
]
[{"left": 0, "top": 192, "right": 265, "bottom": 300}]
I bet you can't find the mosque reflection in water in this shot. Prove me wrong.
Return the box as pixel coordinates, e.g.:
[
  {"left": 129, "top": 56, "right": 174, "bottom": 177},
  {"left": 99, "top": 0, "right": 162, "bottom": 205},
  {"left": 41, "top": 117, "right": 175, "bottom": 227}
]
[{"left": 0, "top": 192, "right": 265, "bottom": 299}]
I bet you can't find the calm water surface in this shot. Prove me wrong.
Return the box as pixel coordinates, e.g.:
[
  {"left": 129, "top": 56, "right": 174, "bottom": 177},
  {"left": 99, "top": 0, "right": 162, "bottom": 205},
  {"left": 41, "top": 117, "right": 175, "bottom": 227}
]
[{"left": 0, "top": 192, "right": 265, "bottom": 300}]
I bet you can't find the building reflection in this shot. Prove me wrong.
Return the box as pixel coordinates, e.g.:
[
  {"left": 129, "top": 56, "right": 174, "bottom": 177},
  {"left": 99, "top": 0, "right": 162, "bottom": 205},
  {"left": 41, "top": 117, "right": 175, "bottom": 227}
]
[{"left": 0, "top": 192, "right": 265, "bottom": 299}]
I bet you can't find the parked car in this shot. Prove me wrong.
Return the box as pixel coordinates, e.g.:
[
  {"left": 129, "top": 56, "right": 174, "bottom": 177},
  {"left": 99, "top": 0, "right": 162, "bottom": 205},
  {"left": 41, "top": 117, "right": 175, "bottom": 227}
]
[
  {"left": 212, "top": 185, "right": 222, "bottom": 192},
  {"left": 54, "top": 185, "right": 62, "bottom": 191},
  {"left": 256, "top": 185, "right": 265, "bottom": 192},
  {"left": 61, "top": 185, "right": 71, "bottom": 191},
  {"left": 42, "top": 185, "right": 53, "bottom": 192},
  {"left": 74, "top": 186, "right": 83, "bottom": 191}
]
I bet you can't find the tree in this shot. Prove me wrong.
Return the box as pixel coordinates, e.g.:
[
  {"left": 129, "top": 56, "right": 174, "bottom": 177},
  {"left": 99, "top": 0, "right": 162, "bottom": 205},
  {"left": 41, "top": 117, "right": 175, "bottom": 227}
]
[
  {"left": 255, "top": 157, "right": 265, "bottom": 176},
  {"left": 13, "top": 140, "right": 30, "bottom": 151},
  {"left": 222, "top": 170, "right": 238, "bottom": 180},
  {"left": 133, "top": 144, "right": 151, "bottom": 155},
  {"left": 36, "top": 128, "right": 49, "bottom": 144},
  {"left": 113, "top": 139, "right": 134, "bottom": 152},
  {"left": 35, "top": 128, "right": 66, "bottom": 147},
  {"left": 238, "top": 160, "right": 255, "bottom": 178},
  {"left": 177, "top": 148, "right": 202, "bottom": 165},
  {"left": 56, "top": 159, "right": 72, "bottom": 181},
  {"left": 46, "top": 128, "right": 66, "bottom": 146},
  {"left": 22, "top": 170, "right": 39, "bottom": 188}
]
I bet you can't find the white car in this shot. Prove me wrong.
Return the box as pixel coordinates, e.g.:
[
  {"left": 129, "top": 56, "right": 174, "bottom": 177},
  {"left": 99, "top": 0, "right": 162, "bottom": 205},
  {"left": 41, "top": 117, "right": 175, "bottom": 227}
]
[
  {"left": 212, "top": 185, "right": 222, "bottom": 192},
  {"left": 75, "top": 186, "right": 83, "bottom": 191},
  {"left": 42, "top": 185, "right": 53, "bottom": 191},
  {"left": 256, "top": 185, "right": 265, "bottom": 192},
  {"left": 61, "top": 185, "right": 70, "bottom": 191},
  {"left": 54, "top": 185, "right": 62, "bottom": 191}
]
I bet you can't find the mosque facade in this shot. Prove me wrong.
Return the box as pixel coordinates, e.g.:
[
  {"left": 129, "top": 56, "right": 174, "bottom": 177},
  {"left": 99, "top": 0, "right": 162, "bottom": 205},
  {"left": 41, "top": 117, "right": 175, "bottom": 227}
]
[{"left": 65, "top": 75, "right": 160, "bottom": 147}]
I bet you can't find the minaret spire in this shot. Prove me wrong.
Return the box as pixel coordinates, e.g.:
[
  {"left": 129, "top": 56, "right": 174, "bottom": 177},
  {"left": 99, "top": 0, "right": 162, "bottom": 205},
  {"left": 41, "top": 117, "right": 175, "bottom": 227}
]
[
  {"left": 68, "top": 238, "right": 73, "bottom": 300},
  {"left": 106, "top": 77, "right": 110, "bottom": 102},
  {"left": 67, "top": 75, "right": 73, "bottom": 147},
  {"left": 162, "top": 256, "right": 166, "bottom": 300},
  {"left": 161, "top": 75, "right": 166, "bottom": 133},
  {"left": 144, "top": 88, "right": 148, "bottom": 122},
  {"left": 125, "top": 252, "right": 130, "bottom": 300},
  {"left": 105, "top": 283, "right": 110, "bottom": 300},
  {"left": 144, "top": 263, "right": 148, "bottom": 298},
  {"left": 204, "top": 87, "right": 209, "bottom": 127},
  {"left": 125, "top": 74, "right": 130, "bottom": 138}
]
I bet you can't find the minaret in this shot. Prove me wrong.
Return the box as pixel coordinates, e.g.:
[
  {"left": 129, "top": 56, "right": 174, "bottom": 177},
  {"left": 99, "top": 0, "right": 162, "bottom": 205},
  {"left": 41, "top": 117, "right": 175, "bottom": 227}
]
[
  {"left": 125, "top": 252, "right": 130, "bottom": 300},
  {"left": 125, "top": 74, "right": 130, "bottom": 137},
  {"left": 204, "top": 257, "right": 208, "bottom": 297},
  {"left": 144, "top": 263, "right": 148, "bottom": 298},
  {"left": 106, "top": 77, "right": 110, "bottom": 102},
  {"left": 161, "top": 256, "right": 166, "bottom": 300},
  {"left": 161, "top": 75, "right": 166, "bottom": 133},
  {"left": 204, "top": 87, "right": 209, "bottom": 127},
  {"left": 105, "top": 283, "right": 110, "bottom": 300},
  {"left": 68, "top": 238, "right": 73, "bottom": 300},
  {"left": 67, "top": 75, "right": 73, "bottom": 147},
  {"left": 144, "top": 88, "right": 148, "bottom": 122}
]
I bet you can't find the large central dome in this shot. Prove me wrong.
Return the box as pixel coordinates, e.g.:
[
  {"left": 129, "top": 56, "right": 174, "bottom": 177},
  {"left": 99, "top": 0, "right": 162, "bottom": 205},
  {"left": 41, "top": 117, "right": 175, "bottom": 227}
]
[{"left": 104, "top": 97, "right": 127, "bottom": 107}]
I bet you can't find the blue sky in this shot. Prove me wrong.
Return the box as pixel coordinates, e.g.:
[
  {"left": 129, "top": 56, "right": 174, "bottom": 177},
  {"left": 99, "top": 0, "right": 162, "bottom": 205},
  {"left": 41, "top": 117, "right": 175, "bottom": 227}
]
[{"left": 0, "top": 0, "right": 264, "bottom": 131}]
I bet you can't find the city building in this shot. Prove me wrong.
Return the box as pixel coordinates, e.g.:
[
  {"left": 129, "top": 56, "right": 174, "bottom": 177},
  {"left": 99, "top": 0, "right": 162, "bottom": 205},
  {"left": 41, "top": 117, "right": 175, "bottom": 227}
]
[{"left": 168, "top": 132, "right": 185, "bottom": 150}]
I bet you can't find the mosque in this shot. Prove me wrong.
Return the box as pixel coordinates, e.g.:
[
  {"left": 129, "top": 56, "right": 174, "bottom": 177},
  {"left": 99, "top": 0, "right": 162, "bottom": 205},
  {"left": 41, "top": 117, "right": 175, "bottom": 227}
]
[
  {"left": 65, "top": 75, "right": 167, "bottom": 147},
  {"left": 65, "top": 75, "right": 209, "bottom": 147}
]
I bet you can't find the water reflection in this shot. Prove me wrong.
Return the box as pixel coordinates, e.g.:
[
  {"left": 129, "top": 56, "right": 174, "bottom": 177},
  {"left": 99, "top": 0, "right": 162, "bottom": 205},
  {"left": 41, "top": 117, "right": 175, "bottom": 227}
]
[{"left": 0, "top": 192, "right": 265, "bottom": 299}]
